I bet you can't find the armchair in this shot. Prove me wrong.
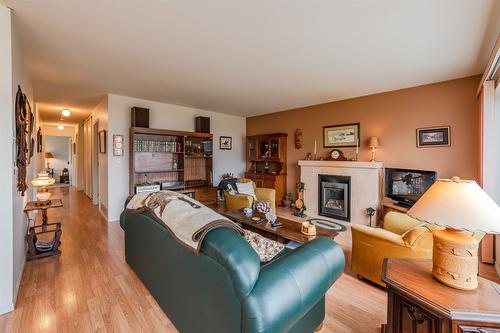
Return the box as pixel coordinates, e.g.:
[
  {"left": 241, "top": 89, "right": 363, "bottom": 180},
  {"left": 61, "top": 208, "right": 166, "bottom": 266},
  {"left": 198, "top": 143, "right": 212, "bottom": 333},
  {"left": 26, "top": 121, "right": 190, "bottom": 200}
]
[
  {"left": 351, "top": 211, "right": 439, "bottom": 286},
  {"left": 223, "top": 178, "right": 276, "bottom": 212}
]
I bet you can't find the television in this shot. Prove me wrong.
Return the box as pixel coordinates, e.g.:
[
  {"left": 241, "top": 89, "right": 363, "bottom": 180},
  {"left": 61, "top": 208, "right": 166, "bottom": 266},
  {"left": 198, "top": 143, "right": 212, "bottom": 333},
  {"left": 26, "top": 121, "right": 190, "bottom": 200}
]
[{"left": 385, "top": 168, "right": 437, "bottom": 208}]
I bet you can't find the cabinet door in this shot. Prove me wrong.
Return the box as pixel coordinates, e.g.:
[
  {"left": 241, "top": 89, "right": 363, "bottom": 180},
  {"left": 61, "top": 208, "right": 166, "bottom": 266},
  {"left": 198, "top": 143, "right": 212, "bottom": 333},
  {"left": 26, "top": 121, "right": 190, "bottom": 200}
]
[
  {"left": 396, "top": 298, "right": 442, "bottom": 333},
  {"left": 262, "top": 179, "right": 275, "bottom": 189},
  {"left": 269, "top": 137, "right": 280, "bottom": 159},
  {"left": 247, "top": 139, "right": 258, "bottom": 159}
]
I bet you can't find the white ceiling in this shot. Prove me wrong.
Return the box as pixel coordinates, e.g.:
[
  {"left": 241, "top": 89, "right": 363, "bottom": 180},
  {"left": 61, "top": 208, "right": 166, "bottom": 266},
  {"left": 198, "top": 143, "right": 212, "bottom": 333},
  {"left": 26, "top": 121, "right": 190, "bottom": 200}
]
[{"left": 5, "top": 0, "right": 500, "bottom": 121}]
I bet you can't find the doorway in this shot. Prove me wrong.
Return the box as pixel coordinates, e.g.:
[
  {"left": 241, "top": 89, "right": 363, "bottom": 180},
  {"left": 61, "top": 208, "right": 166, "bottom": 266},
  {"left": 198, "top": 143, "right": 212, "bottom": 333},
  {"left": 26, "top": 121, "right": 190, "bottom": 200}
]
[{"left": 45, "top": 135, "right": 72, "bottom": 186}]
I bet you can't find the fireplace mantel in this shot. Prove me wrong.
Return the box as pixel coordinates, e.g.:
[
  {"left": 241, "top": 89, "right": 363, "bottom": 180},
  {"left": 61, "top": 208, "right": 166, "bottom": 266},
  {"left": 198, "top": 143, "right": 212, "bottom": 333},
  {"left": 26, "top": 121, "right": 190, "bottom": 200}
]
[
  {"left": 299, "top": 160, "right": 384, "bottom": 226},
  {"left": 298, "top": 160, "right": 383, "bottom": 169}
]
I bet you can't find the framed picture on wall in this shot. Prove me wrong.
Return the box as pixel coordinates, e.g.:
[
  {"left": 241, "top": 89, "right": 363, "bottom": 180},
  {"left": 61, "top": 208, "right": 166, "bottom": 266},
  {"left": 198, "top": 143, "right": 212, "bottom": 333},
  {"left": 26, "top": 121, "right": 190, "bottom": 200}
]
[
  {"left": 98, "top": 130, "right": 107, "bottom": 153},
  {"left": 416, "top": 126, "right": 450, "bottom": 148},
  {"left": 37, "top": 127, "right": 42, "bottom": 153},
  {"left": 323, "top": 123, "right": 360, "bottom": 148},
  {"left": 219, "top": 136, "right": 232, "bottom": 150}
]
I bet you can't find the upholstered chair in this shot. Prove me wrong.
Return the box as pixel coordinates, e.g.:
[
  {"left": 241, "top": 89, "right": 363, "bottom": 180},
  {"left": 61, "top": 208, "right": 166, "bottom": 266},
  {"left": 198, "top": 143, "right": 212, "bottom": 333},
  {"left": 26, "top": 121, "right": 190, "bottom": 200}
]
[
  {"left": 351, "top": 211, "right": 439, "bottom": 286},
  {"left": 223, "top": 178, "right": 276, "bottom": 212}
]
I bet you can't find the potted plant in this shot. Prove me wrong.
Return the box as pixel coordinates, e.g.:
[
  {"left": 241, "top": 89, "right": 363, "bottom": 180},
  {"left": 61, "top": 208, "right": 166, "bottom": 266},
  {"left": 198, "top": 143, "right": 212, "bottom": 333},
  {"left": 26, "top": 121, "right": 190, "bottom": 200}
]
[{"left": 283, "top": 193, "right": 294, "bottom": 207}]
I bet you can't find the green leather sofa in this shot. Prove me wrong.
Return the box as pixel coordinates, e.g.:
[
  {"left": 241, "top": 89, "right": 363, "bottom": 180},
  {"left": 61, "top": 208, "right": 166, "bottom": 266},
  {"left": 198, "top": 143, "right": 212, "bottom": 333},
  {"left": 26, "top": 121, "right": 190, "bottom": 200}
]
[{"left": 120, "top": 208, "right": 345, "bottom": 333}]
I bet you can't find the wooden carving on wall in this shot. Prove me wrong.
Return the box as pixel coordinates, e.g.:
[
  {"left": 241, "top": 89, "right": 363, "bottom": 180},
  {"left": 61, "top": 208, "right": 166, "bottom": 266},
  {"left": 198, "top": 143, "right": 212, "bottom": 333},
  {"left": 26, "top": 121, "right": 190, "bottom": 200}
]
[
  {"left": 15, "top": 85, "right": 30, "bottom": 196},
  {"left": 294, "top": 129, "right": 303, "bottom": 149}
]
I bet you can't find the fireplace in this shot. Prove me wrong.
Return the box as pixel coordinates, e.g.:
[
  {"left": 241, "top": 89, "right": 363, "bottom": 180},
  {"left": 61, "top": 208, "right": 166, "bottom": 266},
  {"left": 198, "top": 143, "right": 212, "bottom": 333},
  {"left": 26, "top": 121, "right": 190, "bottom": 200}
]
[{"left": 318, "top": 174, "right": 351, "bottom": 221}]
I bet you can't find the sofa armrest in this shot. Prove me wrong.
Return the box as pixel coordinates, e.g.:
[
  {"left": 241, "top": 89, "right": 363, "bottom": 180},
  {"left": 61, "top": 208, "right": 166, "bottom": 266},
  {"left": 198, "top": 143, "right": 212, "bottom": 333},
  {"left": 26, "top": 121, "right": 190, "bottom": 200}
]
[
  {"left": 255, "top": 187, "right": 276, "bottom": 212},
  {"left": 201, "top": 228, "right": 261, "bottom": 300},
  {"left": 242, "top": 238, "right": 344, "bottom": 333},
  {"left": 351, "top": 224, "right": 406, "bottom": 247}
]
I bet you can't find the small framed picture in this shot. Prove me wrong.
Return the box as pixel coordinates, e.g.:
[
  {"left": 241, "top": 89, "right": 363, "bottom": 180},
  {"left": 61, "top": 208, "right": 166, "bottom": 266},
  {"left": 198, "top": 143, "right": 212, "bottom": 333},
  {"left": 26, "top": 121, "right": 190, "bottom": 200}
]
[
  {"left": 98, "top": 130, "right": 107, "bottom": 153},
  {"left": 113, "top": 134, "right": 124, "bottom": 156},
  {"left": 219, "top": 136, "right": 232, "bottom": 150},
  {"left": 323, "top": 123, "right": 360, "bottom": 148},
  {"left": 416, "top": 126, "right": 450, "bottom": 148}
]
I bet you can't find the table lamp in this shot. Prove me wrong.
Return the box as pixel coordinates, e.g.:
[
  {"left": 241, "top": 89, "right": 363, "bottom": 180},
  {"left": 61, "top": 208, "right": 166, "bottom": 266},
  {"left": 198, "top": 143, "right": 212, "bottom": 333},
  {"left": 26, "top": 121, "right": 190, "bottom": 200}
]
[
  {"left": 407, "top": 177, "right": 500, "bottom": 290},
  {"left": 368, "top": 137, "right": 379, "bottom": 162},
  {"left": 31, "top": 172, "right": 55, "bottom": 205},
  {"left": 45, "top": 152, "right": 54, "bottom": 169}
]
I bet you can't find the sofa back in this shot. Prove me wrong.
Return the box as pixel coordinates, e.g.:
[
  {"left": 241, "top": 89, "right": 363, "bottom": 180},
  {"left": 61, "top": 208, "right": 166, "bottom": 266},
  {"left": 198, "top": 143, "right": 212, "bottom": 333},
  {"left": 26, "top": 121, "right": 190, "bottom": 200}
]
[{"left": 122, "top": 209, "right": 260, "bottom": 333}]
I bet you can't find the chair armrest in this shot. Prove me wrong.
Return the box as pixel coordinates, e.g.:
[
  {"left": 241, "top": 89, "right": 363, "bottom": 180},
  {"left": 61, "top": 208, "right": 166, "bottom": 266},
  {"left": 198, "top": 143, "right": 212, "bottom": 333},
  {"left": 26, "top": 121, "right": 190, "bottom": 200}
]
[
  {"left": 255, "top": 187, "right": 276, "bottom": 212},
  {"left": 382, "top": 211, "right": 422, "bottom": 235},
  {"left": 242, "top": 238, "right": 344, "bottom": 333},
  {"left": 351, "top": 224, "right": 406, "bottom": 247}
]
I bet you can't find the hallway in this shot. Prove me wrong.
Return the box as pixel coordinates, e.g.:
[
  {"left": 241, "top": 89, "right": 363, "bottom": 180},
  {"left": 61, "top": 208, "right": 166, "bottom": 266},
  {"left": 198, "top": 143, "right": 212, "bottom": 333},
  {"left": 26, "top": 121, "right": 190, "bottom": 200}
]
[{"left": 0, "top": 187, "right": 178, "bottom": 332}]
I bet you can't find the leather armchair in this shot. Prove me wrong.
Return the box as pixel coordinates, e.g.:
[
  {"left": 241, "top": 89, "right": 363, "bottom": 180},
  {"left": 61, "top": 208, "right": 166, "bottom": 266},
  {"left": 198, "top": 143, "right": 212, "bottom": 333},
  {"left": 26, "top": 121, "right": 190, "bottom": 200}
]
[
  {"left": 121, "top": 207, "right": 345, "bottom": 333},
  {"left": 223, "top": 178, "right": 276, "bottom": 212},
  {"left": 351, "top": 211, "right": 439, "bottom": 286}
]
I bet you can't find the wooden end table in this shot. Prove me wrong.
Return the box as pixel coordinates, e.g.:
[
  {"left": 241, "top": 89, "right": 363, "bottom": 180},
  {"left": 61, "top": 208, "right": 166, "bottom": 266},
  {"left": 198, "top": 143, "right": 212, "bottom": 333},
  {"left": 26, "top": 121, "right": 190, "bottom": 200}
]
[
  {"left": 221, "top": 209, "right": 338, "bottom": 244},
  {"left": 381, "top": 258, "right": 500, "bottom": 333},
  {"left": 23, "top": 199, "right": 63, "bottom": 261}
]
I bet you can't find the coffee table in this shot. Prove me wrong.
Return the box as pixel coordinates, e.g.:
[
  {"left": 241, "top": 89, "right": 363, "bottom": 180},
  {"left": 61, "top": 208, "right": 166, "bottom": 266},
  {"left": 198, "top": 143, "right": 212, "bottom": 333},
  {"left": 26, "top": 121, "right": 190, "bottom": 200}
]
[{"left": 221, "top": 209, "right": 338, "bottom": 244}]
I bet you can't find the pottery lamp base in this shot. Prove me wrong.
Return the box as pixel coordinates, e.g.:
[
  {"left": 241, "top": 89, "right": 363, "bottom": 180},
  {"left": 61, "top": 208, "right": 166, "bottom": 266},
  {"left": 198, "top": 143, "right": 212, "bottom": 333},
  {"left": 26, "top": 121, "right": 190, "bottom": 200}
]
[{"left": 432, "top": 228, "right": 479, "bottom": 290}]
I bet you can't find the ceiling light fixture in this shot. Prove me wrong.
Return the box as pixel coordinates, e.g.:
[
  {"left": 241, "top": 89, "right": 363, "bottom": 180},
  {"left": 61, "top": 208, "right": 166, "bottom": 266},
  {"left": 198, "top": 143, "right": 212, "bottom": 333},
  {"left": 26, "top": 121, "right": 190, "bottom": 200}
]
[
  {"left": 61, "top": 109, "right": 71, "bottom": 117},
  {"left": 57, "top": 125, "right": 64, "bottom": 130}
]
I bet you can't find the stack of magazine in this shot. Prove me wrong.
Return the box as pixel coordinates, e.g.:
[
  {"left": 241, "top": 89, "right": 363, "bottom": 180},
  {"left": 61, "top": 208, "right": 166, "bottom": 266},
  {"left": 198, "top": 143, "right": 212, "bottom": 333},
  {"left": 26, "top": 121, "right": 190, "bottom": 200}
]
[{"left": 35, "top": 238, "right": 55, "bottom": 252}]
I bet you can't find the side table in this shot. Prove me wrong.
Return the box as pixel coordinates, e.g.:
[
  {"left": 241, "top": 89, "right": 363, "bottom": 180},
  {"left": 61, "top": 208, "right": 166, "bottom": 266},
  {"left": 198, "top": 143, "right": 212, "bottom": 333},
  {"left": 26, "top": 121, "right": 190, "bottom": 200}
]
[
  {"left": 23, "top": 199, "right": 63, "bottom": 261},
  {"left": 381, "top": 258, "right": 500, "bottom": 333}
]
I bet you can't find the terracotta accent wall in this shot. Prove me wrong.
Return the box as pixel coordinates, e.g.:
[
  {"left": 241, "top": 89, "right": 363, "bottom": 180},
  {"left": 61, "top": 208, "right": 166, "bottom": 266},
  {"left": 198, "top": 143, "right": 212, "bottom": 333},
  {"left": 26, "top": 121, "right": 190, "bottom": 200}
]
[{"left": 247, "top": 75, "right": 480, "bottom": 193}]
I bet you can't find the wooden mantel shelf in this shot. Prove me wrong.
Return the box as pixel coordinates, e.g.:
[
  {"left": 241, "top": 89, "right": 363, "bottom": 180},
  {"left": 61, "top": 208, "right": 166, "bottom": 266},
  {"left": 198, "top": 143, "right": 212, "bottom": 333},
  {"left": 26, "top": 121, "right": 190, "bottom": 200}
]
[{"left": 298, "top": 160, "right": 384, "bottom": 169}]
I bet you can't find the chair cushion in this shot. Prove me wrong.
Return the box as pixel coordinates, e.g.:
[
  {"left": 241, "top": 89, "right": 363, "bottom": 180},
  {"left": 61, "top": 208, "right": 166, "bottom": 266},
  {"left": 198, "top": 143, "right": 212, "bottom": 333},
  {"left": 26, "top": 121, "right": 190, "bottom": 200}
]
[{"left": 236, "top": 182, "right": 256, "bottom": 197}]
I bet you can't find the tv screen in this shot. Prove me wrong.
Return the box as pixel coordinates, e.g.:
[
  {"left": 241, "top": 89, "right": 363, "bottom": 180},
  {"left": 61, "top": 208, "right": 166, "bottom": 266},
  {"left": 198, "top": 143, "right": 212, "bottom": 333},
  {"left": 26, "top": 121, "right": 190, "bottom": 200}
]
[{"left": 385, "top": 168, "right": 437, "bottom": 207}]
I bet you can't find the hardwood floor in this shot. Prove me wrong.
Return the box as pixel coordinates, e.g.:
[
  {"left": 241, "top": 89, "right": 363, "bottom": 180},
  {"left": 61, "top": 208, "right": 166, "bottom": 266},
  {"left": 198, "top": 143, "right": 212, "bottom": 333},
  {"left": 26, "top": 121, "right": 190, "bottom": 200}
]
[{"left": 0, "top": 188, "right": 496, "bottom": 333}]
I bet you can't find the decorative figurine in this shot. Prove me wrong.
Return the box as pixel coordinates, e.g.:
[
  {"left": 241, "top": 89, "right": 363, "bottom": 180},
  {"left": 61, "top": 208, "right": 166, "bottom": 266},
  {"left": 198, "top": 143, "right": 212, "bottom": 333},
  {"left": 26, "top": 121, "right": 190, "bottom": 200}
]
[{"left": 294, "top": 182, "right": 307, "bottom": 218}]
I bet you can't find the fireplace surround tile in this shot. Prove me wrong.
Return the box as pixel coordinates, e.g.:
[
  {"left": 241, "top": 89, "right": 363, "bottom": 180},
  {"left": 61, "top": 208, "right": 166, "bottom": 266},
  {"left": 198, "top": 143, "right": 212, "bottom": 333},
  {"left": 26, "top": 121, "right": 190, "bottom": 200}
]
[{"left": 299, "top": 161, "right": 383, "bottom": 226}]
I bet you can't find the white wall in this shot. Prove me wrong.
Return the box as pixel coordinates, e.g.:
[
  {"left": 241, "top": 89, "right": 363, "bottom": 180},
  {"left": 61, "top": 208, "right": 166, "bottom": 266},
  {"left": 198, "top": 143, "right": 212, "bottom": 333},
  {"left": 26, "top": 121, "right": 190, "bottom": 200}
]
[
  {"left": 495, "top": 82, "right": 500, "bottom": 277},
  {"left": 90, "top": 96, "right": 108, "bottom": 217},
  {"left": 2, "top": 7, "right": 38, "bottom": 314},
  {"left": 45, "top": 136, "right": 70, "bottom": 181},
  {"left": 106, "top": 94, "right": 246, "bottom": 222},
  {"left": 41, "top": 124, "right": 77, "bottom": 186},
  {"left": 0, "top": 5, "right": 14, "bottom": 314}
]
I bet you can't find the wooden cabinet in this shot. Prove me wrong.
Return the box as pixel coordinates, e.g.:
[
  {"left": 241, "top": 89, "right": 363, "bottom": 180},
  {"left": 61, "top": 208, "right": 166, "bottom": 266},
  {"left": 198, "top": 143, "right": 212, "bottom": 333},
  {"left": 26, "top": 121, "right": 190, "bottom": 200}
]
[
  {"left": 245, "top": 133, "right": 287, "bottom": 203},
  {"left": 382, "top": 259, "right": 500, "bottom": 333},
  {"left": 129, "top": 127, "right": 213, "bottom": 195}
]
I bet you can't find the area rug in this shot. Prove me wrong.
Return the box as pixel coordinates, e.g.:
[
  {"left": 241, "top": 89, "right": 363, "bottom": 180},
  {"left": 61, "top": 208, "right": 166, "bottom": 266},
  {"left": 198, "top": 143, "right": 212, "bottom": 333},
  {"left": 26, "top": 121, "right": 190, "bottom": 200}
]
[{"left": 307, "top": 218, "right": 347, "bottom": 232}]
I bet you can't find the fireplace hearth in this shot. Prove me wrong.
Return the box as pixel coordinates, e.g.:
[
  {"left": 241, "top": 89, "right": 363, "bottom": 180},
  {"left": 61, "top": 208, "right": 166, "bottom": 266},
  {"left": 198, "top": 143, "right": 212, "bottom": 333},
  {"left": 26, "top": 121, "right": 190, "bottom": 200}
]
[{"left": 318, "top": 174, "right": 351, "bottom": 222}]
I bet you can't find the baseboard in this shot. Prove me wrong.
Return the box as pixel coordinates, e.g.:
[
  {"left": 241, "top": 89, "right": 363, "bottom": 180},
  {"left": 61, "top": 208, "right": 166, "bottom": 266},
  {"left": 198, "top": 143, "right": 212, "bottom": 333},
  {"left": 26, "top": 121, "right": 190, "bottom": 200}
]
[
  {"left": 495, "top": 261, "right": 500, "bottom": 279},
  {"left": 13, "top": 255, "right": 25, "bottom": 309},
  {"left": 0, "top": 302, "right": 14, "bottom": 315}
]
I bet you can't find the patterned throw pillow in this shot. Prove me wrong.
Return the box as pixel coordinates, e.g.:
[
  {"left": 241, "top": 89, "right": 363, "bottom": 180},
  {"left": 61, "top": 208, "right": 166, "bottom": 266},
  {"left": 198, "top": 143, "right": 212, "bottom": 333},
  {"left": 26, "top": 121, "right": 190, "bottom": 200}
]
[{"left": 254, "top": 200, "right": 271, "bottom": 213}]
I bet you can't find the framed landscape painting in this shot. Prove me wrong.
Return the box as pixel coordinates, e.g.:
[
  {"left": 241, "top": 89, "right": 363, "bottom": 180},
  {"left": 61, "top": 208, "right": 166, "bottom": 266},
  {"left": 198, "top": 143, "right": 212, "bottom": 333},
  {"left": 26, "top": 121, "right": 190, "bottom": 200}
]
[
  {"left": 416, "top": 126, "right": 450, "bottom": 148},
  {"left": 323, "top": 123, "right": 360, "bottom": 148}
]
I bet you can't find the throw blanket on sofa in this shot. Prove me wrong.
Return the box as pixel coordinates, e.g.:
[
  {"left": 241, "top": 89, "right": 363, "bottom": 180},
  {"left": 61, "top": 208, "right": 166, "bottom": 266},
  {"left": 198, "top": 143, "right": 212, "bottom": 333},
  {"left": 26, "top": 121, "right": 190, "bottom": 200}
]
[{"left": 126, "top": 190, "right": 244, "bottom": 252}]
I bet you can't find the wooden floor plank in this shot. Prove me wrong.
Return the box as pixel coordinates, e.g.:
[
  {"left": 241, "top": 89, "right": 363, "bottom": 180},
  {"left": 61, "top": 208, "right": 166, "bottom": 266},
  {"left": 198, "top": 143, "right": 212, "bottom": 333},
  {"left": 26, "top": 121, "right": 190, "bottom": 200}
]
[{"left": 1, "top": 187, "right": 494, "bottom": 332}]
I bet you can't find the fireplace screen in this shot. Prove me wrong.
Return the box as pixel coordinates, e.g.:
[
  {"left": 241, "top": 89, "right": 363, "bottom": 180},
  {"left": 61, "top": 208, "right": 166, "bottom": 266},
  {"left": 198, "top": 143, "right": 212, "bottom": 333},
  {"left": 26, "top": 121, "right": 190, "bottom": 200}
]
[{"left": 318, "top": 175, "right": 350, "bottom": 221}]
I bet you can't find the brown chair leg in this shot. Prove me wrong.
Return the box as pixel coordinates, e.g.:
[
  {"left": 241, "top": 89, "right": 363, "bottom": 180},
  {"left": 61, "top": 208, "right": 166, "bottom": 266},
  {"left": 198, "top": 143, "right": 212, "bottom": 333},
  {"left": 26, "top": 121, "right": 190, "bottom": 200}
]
[{"left": 315, "top": 322, "right": 324, "bottom": 332}]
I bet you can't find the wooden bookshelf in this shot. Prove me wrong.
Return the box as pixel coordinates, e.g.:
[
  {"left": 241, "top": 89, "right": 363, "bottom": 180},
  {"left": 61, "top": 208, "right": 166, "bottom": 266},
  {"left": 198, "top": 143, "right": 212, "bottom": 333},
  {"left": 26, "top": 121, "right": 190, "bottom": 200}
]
[{"left": 129, "top": 127, "right": 213, "bottom": 196}]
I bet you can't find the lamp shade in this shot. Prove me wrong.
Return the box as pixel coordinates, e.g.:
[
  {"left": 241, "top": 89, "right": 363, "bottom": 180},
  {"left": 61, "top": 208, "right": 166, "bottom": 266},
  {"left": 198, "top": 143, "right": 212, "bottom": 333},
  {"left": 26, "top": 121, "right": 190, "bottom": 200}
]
[
  {"left": 407, "top": 177, "right": 500, "bottom": 233},
  {"left": 45, "top": 152, "right": 54, "bottom": 159},
  {"left": 31, "top": 172, "right": 55, "bottom": 187},
  {"left": 368, "top": 136, "right": 379, "bottom": 148}
]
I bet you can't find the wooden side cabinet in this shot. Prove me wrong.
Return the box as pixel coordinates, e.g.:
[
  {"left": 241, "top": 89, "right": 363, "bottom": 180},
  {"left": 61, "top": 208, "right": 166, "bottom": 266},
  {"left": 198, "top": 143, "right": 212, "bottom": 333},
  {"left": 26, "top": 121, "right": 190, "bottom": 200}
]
[{"left": 382, "top": 259, "right": 500, "bottom": 333}]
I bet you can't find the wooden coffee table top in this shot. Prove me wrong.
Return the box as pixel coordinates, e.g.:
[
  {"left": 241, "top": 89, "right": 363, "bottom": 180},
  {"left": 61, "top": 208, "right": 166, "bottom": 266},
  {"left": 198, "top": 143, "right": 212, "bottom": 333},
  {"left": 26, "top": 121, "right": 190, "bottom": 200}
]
[{"left": 221, "top": 209, "right": 338, "bottom": 244}]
